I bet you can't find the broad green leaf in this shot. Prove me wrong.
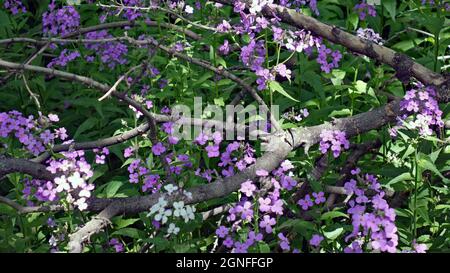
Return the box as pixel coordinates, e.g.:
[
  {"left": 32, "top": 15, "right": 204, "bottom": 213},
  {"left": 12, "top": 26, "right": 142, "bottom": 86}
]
[
  {"left": 323, "top": 227, "right": 344, "bottom": 240},
  {"left": 105, "top": 181, "right": 124, "bottom": 198},
  {"left": 73, "top": 117, "right": 98, "bottom": 139},
  {"left": 112, "top": 228, "right": 145, "bottom": 239},
  {"left": 320, "top": 211, "right": 348, "bottom": 221},
  {"left": 269, "top": 81, "right": 299, "bottom": 102},
  {"left": 382, "top": 0, "right": 396, "bottom": 21}
]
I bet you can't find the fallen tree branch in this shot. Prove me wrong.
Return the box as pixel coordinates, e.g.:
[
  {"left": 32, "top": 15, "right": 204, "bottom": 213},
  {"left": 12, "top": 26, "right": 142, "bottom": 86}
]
[{"left": 0, "top": 195, "right": 64, "bottom": 214}]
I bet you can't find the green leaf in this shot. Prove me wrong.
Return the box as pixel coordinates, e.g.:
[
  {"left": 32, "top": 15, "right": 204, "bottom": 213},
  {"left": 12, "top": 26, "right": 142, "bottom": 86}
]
[
  {"left": 323, "top": 227, "right": 344, "bottom": 240},
  {"left": 382, "top": 0, "right": 396, "bottom": 22},
  {"left": 269, "top": 81, "right": 299, "bottom": 102},
  {"left": 112, "top": 228, "right": 145, "bottom": 239},
  {"left": 279, "top": 219, "right": 316, "bottom": 236},
  {"left": 0, "top": 10, "right": 10, "bottom": 27},
  {"left": 320, "top": 211, "right": 348, "bottom": 221},
  {"left": 417, "top": 153, "right": 448, "bottom": 182},
  {"left": 113, "top": 218, "right": 140, "bottom": 229},
  {"left": 258, "top": 242, "right": 271, "bottom": 253},
  {"left": 105, "top": 181, "right": 124, "bottom": 198},
  {"left": 73, "top": 117, "right": 98, "bottom": 139},
  {"left": 387, "top": 172, "right": 413, "bottom": 187}
]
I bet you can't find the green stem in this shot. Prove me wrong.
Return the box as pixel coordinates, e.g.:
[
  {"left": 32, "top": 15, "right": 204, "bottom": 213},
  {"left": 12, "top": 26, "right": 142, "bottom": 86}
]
[{"left": 413, "top": 148, "right": 419, "bottom": 239}]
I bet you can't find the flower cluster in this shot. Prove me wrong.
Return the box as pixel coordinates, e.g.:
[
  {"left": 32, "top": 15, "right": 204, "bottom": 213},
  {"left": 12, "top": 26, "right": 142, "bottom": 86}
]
[
  {"left": 3, "top": 0, "right": 26, "bottom": 15},
  {"left": 297, "top": 191, "right": 326, "bottom": 210},
  {"left": 316, "top": 45, "right": 342, "bottom": 73},
  {"left": 356, "top": 28, "right": 383, "bottom": 45},
  {"left": 127, "top": 158, "right": 162, "bottom": 193},
  {"left": 284, "top": 29, "right": 321, "bottom": 54},
  {"left": 278, "top": 233, "right": 290, "bottom": 251},
  {"left": 215, "top": 159, "right": 300, "bottom": 253},
  {"left": 118, "top": 0, "right": 143, "bottom": 21},
  {"left": 219, "top": 40, "right": 230, "bottom": 55},
  {"left": 46, "top": 218, "right": 66, "bottom": 252},
  {"left": 93, "top": 147, "right": 109, "bottom": 164},
  {"left": 319, "top": 130, "right": 350, "bottom": 158},
  {"left": 109, "top": 238, "right": 124, "bottom": 253},
  {"left": 249, "top": 0, "right": 273, "bottom": 14},
  {"left": 282, "top": 108, "right": 309, "bottom": 122},
  {"left": 240, "top": 39, "right": 270, "bottom": 89},
  {"left": 391, "top": 83, "right": 444, "bottom": 137},
  {"left": 46, "top": 149, "right": 95, "bottom": 211},
  {"left": 343, "top": 170, "right": 398, "bottom": 253},
  {"left": 43, "top": 1, "right": 80, "bottom": 37},
  {"left": 354, "top": 1, "right": 377, "bottom": 20},
  {"left": 194, "top": 132, "right": 259, "bottom": 180},
  {"left": 84, "top": 30, "right": 128, "bottom": 69},
  {"left": 47, "top": 49, "right": 80, "bottom": 68},
  {"left": 147, "top": 186, "right": 195, "bottom": 236},
  {"left": 0, "top": 111, "right": 66, "bottom": 156}
]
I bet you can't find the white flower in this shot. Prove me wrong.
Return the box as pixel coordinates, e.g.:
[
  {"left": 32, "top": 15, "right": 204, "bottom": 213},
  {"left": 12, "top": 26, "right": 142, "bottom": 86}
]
[
  {"left": 66, "top": 193, "right": 74, "bottom": 204},
  {"left": 68, "top": 172, "right": 84, "bottom": 188},
  {"left": 167, "top": 223, "right": 180, "bottom": 235},
  {"left": 55, "top": 175, "right": 70, "bottom": 192},
  {"left": 49, "top": 235, "right": 57, "bottom": 247},
  {"left": 249, "top": 0, "right": 273, "bottom": 14},
  {"left": 60, "top": 160, "right": 72, "bottom": 172},
  {"left": 173, "top": 201, "right": 186, "bottom": 218},
  {"left": 148, "top": 197, "right": 169, "bottom": 216},
  {"left": 155, "top": 209, "right": 172, "bottom": 224},
  {"left": 183, "top": 205, "right": 196, "bottom": 222},
  {"left": 164, "top": 184, "right": 178, "bottom": 195},
  {"left": 184, "top": 5, "right": 193, "bottom": 14},
  {"left": 281, "top": 160, "right": 294, "bottom": 171},
  {"left": 74, "top": 197, "right": 88, "bottom": 211},
  {"left": 78, "top": 188, "right": 91, "bottom": 198}
]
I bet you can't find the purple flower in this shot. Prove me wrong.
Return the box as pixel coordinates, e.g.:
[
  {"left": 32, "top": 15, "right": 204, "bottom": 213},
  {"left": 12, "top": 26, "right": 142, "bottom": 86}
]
[
  {"left": 124, "top": 147, "right": 134, "bottom": 158},
  {"left": 298, "top": 194, "right": 314, "bottom": 210},
  {"left": 195, "top": 132, "right": 209, "bottom": 145},
  {"left": 319, "top": 129, "right": 350, "bottom": 158},
  {"left": 278, "top": 233, "right": 290, "bottom": 251},
  {"left": 212, "top": 131, "right": 223, "bottom": 145},
  {"left": 84, "top": 30, "right": 128, "bottom": 69},
  {"left": 312, "top": 192, "right": 326, "bottom": 204},
  {"left": 258, "top": 197, "right": 271, "bottom": 212},
  {"left": 354, "top": 1, "right": 377, "bottom": 20},
  {"left": 152, "top": 142, "right": 166, "bottom": 156},
  {"left": 219, "top": 40, "right": 230, "bottom": 55},
  {"left": 310, "top": 234, "right": 324, "bottom": 247},
  {"left": 216, "top": 20, "right": 232, "bottom": 33},
  {"left": 259, "top": 215, "right": 276, "bottom": 233},
  {"left": 205, "top": 145, "right": 220, "bottom": 158},
  {"left": 216, "top": 226, "right": 229, "bottom": 238},
  {"left": 109, "top": 238, "right": 124, "bottom": 253},
  {"left": 48, "top": 114, "right": 59, "bottom": 122},
  {"left": 43, "top": 2, "right": 80, "bottom": 37},
  {"left": 240, "top": 180, "right": 256, "bottom": 197},
  {"left": 3, "top": 0, "right": 27, "bottom": 15},
  {"left": 40, "top": 129, "right": 54, "bottom": 145},
  {"left": 173, "top": 42, "right": 184, "bottom": 52},
  {"left": 316, "top": 45, "right": 342, "bottom": 73},
  {"left": 274, "top": 64, "right": 291, "bottom": 80},
  {"left": 271, "top": 199, "right": 284, "bottom": 215},
  {"left": 357, "top": 28, "right": 383, "bottom": 45},
  {"left": 223, "top": 237, "right": 234, "bottom": 248},
  {"left": 47, "top": 49, "right": 80, "bottom": 68},
  {"left": 413, "top": 241, "right": 427, "bottom": 253}
]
